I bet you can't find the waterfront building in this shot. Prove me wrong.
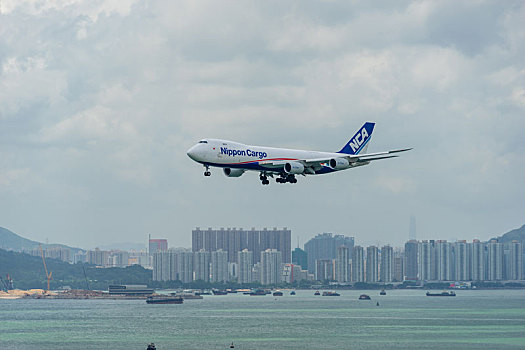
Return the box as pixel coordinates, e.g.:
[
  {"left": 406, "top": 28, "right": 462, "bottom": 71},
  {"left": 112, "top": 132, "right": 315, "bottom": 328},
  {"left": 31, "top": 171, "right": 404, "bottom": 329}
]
[
  {"left": 393, "top": 248, "right": 404, "bottom": 282},
  {"left": 418, "top": 240, "right": 433, "bottom": 281},
  {"left": 380, "top": 245, "right": 393, "bottom": 283},
  {"left": 436, "top": 240, "right": 453, "bottom": 281},
  {"left": 194, "top": 249, "right": 210, "bottom": 282},
  {"left": 508, "top": 241, "right": 522, "bottom": 280},
  {"left": 471, "top": 239, "right": 485, "bottom": 281},
  {"left": 315, "top": 259, "right": 334, "bottom": 281},
  {"left": 283, "top": 264, "right": 305, "bottom": 283},
  {"left": 352, "top": 246, "right": 365, "bottom": 283},
  {"left": 404, "top": 240, "right": 418, "bottom": 281},
  {"left": 366, "top": 246, "right": 379, "bottom": 283},
  {"left": 211, "top": 249, "right": 228, "bottom": 283},
  {"left": 192, "top": 227, "right": 291, "bottom": 264},
  {"left": 173, "top": 249, "right": 194, "bottom": 283},
  {"left": 454, "top": 240, "right": 470, "bottom": 281},
  {"left": 238, "top": 249, "right": 253, "bottom": 284},
  {"left": 260, "top": 249, "right": 283, "bottom": 285},
  {"left": 487, "top": 240, "right": 504, "bottom": 281},
  {"left": 335, "top": 246, "right": 350, "bottom": 283},
  {"left": 292, "top": 247, "right": 308, "bottom": 271},
  {"left": 304, "top": 233, "right": 354, "bottom": 274}
]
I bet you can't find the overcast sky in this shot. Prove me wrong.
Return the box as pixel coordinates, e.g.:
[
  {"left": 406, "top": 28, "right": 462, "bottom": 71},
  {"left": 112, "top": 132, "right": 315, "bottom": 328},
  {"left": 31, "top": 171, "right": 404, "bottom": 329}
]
[{"left": 1, "top": 0, "right": 524, "bottom": 250}]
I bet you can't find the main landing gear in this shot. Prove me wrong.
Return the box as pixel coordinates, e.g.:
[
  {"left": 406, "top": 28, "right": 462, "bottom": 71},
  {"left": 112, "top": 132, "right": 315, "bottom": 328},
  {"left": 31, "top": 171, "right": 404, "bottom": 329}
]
[
  {"left": 204, "top": 165, "right": 211, "bottom": 177},
  {"left": 260, "top": 173, "right": 270, "bottom": 185},
  {"left": 276, "top": 175, "right": 297, "bottom": 184}
]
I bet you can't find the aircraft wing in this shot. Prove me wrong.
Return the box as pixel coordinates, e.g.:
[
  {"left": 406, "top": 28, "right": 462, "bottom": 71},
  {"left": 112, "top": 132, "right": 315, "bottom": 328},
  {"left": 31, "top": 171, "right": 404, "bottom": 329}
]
[{"left": 260, "top": 148, "right": 411, "bottom": 169}]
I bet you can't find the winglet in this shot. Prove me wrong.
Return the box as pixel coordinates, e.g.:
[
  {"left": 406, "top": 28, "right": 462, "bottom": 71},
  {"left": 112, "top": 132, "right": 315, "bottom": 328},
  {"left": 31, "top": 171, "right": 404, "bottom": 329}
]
[{"left": 338, "top": 122, "right": 375, "bottom": 155}]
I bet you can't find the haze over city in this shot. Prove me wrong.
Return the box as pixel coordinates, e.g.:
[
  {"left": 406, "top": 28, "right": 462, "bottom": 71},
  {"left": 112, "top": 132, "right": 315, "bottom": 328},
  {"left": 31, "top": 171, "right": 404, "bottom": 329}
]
[{"left": 1, "top": 1, "right": 524, "bottom": 249}]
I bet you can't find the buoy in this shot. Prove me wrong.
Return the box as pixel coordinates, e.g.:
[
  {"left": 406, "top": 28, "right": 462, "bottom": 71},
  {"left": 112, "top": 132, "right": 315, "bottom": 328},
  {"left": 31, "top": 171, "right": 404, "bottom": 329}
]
[
  {"left": 376, "top": 302, "right": 379, "bottom": 306},
  {"left": 230, "top": 342, "right": 235, "bottom": 348},
  {"left": 147, "top": 343, "right": 156, "bottom": 350}
]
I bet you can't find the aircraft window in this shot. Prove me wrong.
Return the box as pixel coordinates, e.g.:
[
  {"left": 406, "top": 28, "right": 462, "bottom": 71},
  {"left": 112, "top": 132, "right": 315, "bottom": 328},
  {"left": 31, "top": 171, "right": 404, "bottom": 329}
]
[{"left": 198, "top": 140, "right": 208, "bottom": 144}]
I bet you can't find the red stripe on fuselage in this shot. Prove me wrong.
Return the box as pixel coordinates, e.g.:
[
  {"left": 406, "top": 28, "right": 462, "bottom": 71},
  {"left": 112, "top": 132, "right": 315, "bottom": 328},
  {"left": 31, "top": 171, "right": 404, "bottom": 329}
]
[{"left": 222, "top": 157, "right": 299, "bottom": 165}]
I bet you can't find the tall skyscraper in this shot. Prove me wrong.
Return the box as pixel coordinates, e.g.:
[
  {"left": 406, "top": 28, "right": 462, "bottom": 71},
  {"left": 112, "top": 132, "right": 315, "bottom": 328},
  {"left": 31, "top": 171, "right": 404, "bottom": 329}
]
[
  {"left": 393, "top": 248, "right": 404, "bottom": 282},
  {"left": 336, "top": 246, "right": 349, "bottom": 283},
  {"left": 194, "top": 249, "right": 210, "bottom": 282},
  {"left": 152, "top": 251, "right": 171, "bottom": 281},
  {"left": 352, "top": 246, "right": 365, "bottom": 283},
  {"left": 304, "top": 233, "right": 354, "bottom": 274},
  {"left": 292, "top": 247, "right": 308, "bottom": 271},
  {"left": 211, "top": 249, "right": 228, "bottom": 283},
  {"left": 380, "top": 245, "right": 393, "bottom": 283},
  {"left": 508, "top": 241, "right": 523, "bottom": 280},
  {"left": 404, "top": 240, "right": 418, "bottom": 281},
  {"left": 238, "top": 249, "right": 253, "bottom": 284},
  {"left": 366, "top": 246, "right": 379, "bottom": 283},
  {"left": 260, "top": 249, "right": 282, "bottom": 285}
]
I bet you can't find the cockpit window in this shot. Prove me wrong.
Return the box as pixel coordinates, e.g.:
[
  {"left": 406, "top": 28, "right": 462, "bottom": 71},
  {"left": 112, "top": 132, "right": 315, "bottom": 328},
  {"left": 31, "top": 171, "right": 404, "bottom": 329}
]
[{"left": 198, "top": 140, "right": 208, "bottom": 144}]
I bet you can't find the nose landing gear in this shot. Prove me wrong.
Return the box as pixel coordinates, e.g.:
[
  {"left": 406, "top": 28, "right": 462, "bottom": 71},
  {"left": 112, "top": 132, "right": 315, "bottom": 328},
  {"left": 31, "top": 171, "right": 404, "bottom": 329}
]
[{"left": 204, "top": 165, "right": 211, "bottom": 177}]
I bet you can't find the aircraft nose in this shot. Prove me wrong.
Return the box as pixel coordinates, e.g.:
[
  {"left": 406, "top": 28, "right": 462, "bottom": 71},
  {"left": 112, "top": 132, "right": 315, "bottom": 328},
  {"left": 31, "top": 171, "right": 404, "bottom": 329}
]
[{"left": 187, "top": 145, "right": 199, "bottom": 160}]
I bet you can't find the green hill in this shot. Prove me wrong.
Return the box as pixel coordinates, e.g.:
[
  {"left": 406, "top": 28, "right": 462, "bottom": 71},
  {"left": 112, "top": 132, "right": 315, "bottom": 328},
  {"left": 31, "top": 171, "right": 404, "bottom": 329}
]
[
  {"left": 493, "top": 224, "right": 525, "bottom": 244},
  {"left": 0, "top": 248, "right": 152, "bottom": 290},
  {"left": 0, "top": 227, "right": 83, "bottom": 254}
]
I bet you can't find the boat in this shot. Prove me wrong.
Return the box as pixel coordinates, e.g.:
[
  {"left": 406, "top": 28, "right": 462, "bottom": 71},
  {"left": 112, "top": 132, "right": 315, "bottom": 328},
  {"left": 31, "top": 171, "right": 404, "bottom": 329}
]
[
  {"left": 426, "top": 291, "right": 456, "bottom": 297},
  {"left": 249, "top": 289, "right": 267, "bottom": 296},
  {"left": 290, "top": 291, "right": 296, "bottom": 295},
  {"left": 314, "top": 290, "right": 320, "bottom": 296},
  {"left": 171, "top": 291, "right": 203, "bottom": 300},
  {"left": 212, "top": 290, "right": 228, "bottom": 295},
  {"left": 322, "top": 291, "right": 340, "bottom": 296},
  {"left": 359, "top": 294, "right": 371, "bottom": 300},
  {"left": 379, "top": 289, "right": 386, "bottom": 296},
  {"left": 272, "top": 291, "right": 283, "bottom": 296},
  {"left": 146, "top": 296, "right": 183, "bottom": 304}
]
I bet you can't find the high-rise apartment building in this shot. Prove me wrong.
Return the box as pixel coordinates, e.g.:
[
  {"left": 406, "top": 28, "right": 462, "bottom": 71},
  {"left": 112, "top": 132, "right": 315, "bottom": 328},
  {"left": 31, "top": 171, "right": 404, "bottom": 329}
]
[
  {"left": 404, "top": 240, "right": 418, "bottom": 281},
  {"left": 192, "top": 227, "right": 291, "bottom": 264},
  {"left": 508, "top": 241, "right": 523, "bottom": 280},
  {"left": 260, "top": 249, "right": 283, "bottom": 285},
  {"left": 211, "top": 249, "right": 229, "bottom": 283},
  {"left": 380, "top": 245, "right": 393, "bottom": 283},
  {"left": 352, "top": 246, "right": 365, "bottom": 282},
  {"left": 487, "top": 241, "right": 504, "bottom": 281},
  {"left": 238, "top": 249, "right": 253, "bottom": 284},
  {"left": 436, "top": 240, "right": 453, "bottom": 281},
  {"left": 454, "top": 240, "right": 470, "bottom": 281},
  {"left": 315, "top": 259, "right": 334, "bottom": 281},
  {"left": 292, "top": 248, "right": 308, "bottom": 271},
  {"left": 418, "top": 240, "right": 433, "bottom": 281},
  {"left": 471, "top": 239, "right": 485, "bottom": 281},
  {"left": 366, "top": 246, "right": 379, "bottom": 283},
  {"left": 336, "top": 246, "right": 349, "bottom": 283},
  {"left": 194, "top": 249, "right": 210, "bottom": 282},
  {"left": 304, "top": 233, "right": 354, "bottom": 274}
]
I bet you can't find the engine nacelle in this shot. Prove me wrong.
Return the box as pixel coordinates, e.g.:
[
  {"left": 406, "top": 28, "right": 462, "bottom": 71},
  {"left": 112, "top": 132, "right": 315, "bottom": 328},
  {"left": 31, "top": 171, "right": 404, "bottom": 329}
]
[
  {"left": 284, "top": 161, "right": 305, "bottom": 174},
  {"left": 329, "top": 157, "right": 351, "bottom": 170},
  {"left": 223, "top": 168, "right": 245, "bottom": 177}
]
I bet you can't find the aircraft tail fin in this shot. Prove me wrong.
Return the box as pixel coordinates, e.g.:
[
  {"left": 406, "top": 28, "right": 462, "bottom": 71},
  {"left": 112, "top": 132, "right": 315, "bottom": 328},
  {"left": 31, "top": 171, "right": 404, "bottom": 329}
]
[{"left": 338, "top": 122, "right": 375, "bottom": 155}]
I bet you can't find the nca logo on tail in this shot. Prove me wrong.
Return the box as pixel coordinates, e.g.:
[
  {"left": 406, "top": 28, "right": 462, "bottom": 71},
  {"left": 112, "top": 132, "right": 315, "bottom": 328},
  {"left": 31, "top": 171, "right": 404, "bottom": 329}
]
[{"left": 349, "top": 127, "right": 369, "bottom": 153}]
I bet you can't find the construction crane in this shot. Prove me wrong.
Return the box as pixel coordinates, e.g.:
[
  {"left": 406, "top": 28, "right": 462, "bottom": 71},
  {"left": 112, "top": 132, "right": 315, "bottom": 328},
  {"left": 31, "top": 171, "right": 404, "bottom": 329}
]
[{"left": 39, "top": 245, "right": 52, "bottom": 291}]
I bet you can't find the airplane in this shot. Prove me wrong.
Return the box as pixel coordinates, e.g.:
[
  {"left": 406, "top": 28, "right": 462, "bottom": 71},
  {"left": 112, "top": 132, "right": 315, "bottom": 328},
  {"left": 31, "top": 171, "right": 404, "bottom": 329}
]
[{"left": 186, "top": 122, "right": 411, "bottom": 185}]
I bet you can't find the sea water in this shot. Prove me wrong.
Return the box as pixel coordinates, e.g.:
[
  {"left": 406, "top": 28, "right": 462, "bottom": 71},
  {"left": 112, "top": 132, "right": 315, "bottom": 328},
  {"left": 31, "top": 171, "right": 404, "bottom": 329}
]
[{"left": 1, "top": 289, "right": 524, "bottom": 349}]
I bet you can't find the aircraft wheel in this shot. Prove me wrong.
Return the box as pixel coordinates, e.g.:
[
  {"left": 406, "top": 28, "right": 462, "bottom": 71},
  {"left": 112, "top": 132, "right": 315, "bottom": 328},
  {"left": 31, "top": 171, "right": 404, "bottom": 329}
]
[{"left": 204, "top": 171, "right": 211, "bottom": 177}]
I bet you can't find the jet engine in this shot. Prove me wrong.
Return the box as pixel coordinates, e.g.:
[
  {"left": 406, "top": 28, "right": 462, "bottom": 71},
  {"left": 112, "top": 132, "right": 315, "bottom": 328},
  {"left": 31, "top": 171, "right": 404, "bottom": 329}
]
[
  {"left": 284, "top": 162, "right": 305, "bottom": 174},
  {"left": 223, "top": 168, "right": 245, "bottom": 177},
  {"left": 329, "top": 157, "right": 351, "bottom": 170}
]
